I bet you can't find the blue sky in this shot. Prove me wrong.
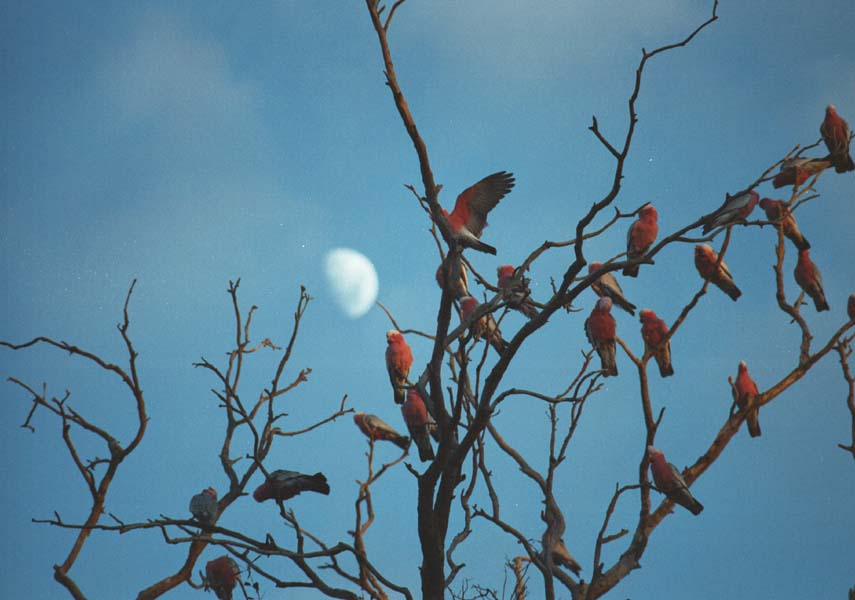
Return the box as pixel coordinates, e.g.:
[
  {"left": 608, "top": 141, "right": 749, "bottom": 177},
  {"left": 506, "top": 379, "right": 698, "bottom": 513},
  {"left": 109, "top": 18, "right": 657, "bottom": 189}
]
[{"left": 2, "top": 1, "right": 854, "bottom": 598}]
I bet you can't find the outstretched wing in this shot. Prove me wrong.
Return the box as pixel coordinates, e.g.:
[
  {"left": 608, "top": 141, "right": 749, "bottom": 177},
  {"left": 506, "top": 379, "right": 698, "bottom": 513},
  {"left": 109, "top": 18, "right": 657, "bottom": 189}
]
[{"left": 451, "top": 171, "right": 515, "bottom": 237}]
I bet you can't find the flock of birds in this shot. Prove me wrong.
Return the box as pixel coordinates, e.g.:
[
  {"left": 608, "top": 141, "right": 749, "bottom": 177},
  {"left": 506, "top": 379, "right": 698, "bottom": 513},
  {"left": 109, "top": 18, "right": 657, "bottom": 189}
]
[{"left": 191, "top": 106, "right": 853, "bottom": 597}]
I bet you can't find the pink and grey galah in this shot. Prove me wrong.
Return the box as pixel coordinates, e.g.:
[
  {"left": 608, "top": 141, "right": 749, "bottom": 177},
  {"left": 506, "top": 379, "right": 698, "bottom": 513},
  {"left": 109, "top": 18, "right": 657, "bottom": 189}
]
[
  {"left": 385, "top": 330, "right": 413, "bottom": 405},
  {"left": 624, "top": 204, "right": 659, "bottom": 277},
  {"left": 402, "top": 388, "right": 435, "bottom": 462},
  {"left": 585, "top": 297, "right": 618, "bottom": 377},
  {"left": 441, "top": 171, "right": 516, "bottom": 255},
  {"left": 543, "top": 536, "right": 582, "bottom": 576},
  {"left": 205, "top": 556, "right": 240, "bottom": 600},
  {"left": 639, "top": 309, "right": 674, "bottom": 378},
  {"left": 694, "top": 244, "right": 741, "bottom": 301},
  {"left": 647, "top": 446, "right": 703, "bottom": 515},
  {"left": 589, "top": 262, "right": 636, "bottom": 316},
  {"left": 820, "top": 104, "right": 855, "bottom": 173},
  {"left": 460, "top": 295, "right": 509, "bottom": 356},
  {"left": 794, "top": 249, "right": 829, "bottom": 312},
  {"left": 497, "top": 264, "right": 538, "bottom": 319},
  {"left": 702, "top": 189, "right": 759, "bottom": 234},
  {"left": 353, "top": 412, "right": 410, "bottom": 450},
  {"left": 734, "top": 360, "right": 761, "bottom": 438},
  {"left": 435, "top": 258, "right": 469, "bottom": 299},
  {"left": 253, "top": 470, "right": 330, "bottom": 503},
  {"left": 758, "top": 198, "right": 810, "bottom": 251},
  {"left": 189, "top": 487, "right": 218, "bottom": 524},
  {"left": 772, "top": 157, "right": 831, "bottom": 189}
]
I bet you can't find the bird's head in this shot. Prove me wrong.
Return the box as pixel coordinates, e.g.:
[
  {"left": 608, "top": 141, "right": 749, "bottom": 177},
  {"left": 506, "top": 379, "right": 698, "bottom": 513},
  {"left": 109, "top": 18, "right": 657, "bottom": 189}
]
[
  {"left": 595, "top": 296, "right": 613, "bottom": 313},
  {"left": 203, "top": 487, "right": 217, "bottom": 500},
  {"left": 639, "top": 204, "right": 658, "bottom": 220},
  {"left": 386, "top": 330, "right": 402, "bottom": 344},
  {"left": 460, "top": 296, "right": 478, "bottom": 318},
  {"left": 738, "top": 360, "right": 748, "bottom": 373},
  {"left": 588, "top": 262, "right": 603, "bottom": 273},
  {"left": 647, "top": 446, "right": 663, "bottom": 460},
  {"left": 639, "top": 308, "right": 656, "bottom": 324}
]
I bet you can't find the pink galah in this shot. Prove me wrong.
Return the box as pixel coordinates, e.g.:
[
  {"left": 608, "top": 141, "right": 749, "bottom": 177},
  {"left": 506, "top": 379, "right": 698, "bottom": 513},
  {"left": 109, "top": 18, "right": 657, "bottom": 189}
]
[
  {"left": 189, "top": 487, "right": 218, "bottom": 524},
  {"left": 694, "top": 244, "right": 741, "bottom": 301},
  {"left": 624, "top": 204, "right": 658, "bottom": 277},
  {"left": 647, "top": 446, "right": 703, "bottom": 515},
  {"left": 206, "top": 556, "right": 240, "bottom": 600},
  {"left": 733, "top": 361, "right": 761, "bottom": 438},
  {"left": 460, "top": 296, "right": 509, "bottom": 356},
  {"left": 758, "top": 198, "right": 810, "bottom": 251},
  {"left": 402, "top": 388, "right": 434, "bottom": 462},
  {"left": 794, "top": 249, "right": 829, "bottom": 312},
  {"left": 441, "top": 171, "right": 516, "bottom": 254},
  {"left": 702, "top": 189, "right": 759, "bottom": 234},
  {"left": 385, "top": 330, "right": 413, "bottom": 404},
  {"left": 772, "top": 157, "right": 831, "bottom": 189},
  {"left": 497, "top": 264, "right": 538, "bottom": 319},
  {"left": 354, "top": 413, "right": 410, "bottom": 450},
  {"left": 253, "top": 470, "right": 330, "bottom": 503},
  {"left": 639, "top": 309, "right": 673, "bottom": 378},
  {"left": 589, "top": 262, "right": 636, "bottom": 316},
  {"left": 820, "top": 104, "right": 855, "bottom": 173},
  {"left": 585, "top": 297, "right": 617, "bottom": 377}
]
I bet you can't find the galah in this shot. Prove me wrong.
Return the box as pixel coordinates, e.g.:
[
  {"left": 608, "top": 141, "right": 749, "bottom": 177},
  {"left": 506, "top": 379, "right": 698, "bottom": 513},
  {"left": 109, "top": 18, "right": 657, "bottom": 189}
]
[
  {"left": 189, "top": 487, "right": 218, "bottom": 524},
  {"left": 589, "top": 262, "right": 636, "bottom": 316},
  {"left": 694, "top": 244, "right": 741, "bottom": 301},
  {"left": 702, "top": 189, "right": 759, "bottom": 234},
  {"left": 772, "top": 157, "right": 831, "bottom": 189},
  {"left": 758, "top": 198, "right": 810, "bottom": 251},
  {"left": 353, "top": 412, "right": 410, "bottom": 450},
  {"left": 460, "top": 296, "right": 509, "bottom": 356},
  {"left": 385, "top": 330, "right": 413, "bottom": 404},
  {"left": 734, "top": 360, "right": 761, "bottom": 438},
  {"left": 441, "top": 171, "right": 516, "bottom": 254},
  {"left": 794, "top": 249, "right": 829, "bottom": 312},
  {"left": 402, "top": 388, "right": 435, "bottom": 462},
  {"left": 205, "top": 556, "right": 240, "bottom": 600},
  {"left": 585, "top": 297, "right": 618, "bottom": 377},
  {"left": 543, "top": 536, "right": 582, "bottom": 575},
  {"left": 848, "top": 293, "right": 855, "bottom": 321},
  {"left": 435, "top": 258, "right": 469, "bottom": 299},
  {"left": 497, "top": 264, "right": 538, "bottom": 319},
  {"left": 624, "top": 204, "right": 659, "bottom": 277},
  {"left": 647, "top": 446, "right": 704, "bottom": 516},
  {"left": 253, "top": 470, "right": 330, "bottom": 503},
  {"left": 639, "top": 309, "right": 673, "bottom": 378},
  {"left": 820, "top": 104, "right": 855, "bottom": 173}
]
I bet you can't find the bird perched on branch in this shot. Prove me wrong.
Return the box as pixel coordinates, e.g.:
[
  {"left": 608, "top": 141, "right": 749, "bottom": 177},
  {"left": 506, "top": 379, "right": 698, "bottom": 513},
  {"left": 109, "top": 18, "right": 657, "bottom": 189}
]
[
  {"left": 589, "top": 262, "right": 636, "bottom": 316},
  {"left": 647, "top": 446, "right": 704, "bottom": 515},
  {"left": 702, "top": 189, "right": 758, "bottom": 234},
  {"left": 460, "top": 296, "right": 509, "bottom": 356},
  {"left": 734, "top": 361, "right": 761, "bottom": 438},
  {"left": 440, "top": 171, "right": 515, "bottom": 255},
  {"left": 772, "top": 157, "right": 831, "bottom": 189},
  {"left": 402, "top": 388, "right": 435, "bottom": 462},
  {"left": 189, "top": 487, "right": 218, "bottom": 524},
  {"left": 820, "top": 104, "right": 855, "bottom": 173},
  {"left": 253, "top": 470, "right": 330, "bottom": 502},
  {"left": 353, "top": 412, "right": 410, "bottom": 450},
  {"left": 585, "top": 297, "right": 618, "bottom": 377},
  {"left": 206, "top": 556, "right": 240, "bottom": 600},
  {"left": 694, "top": 244, "right": 741, "bottom": 301},
  {"left": 794, "top": 249, "right": 829, "bottom": 312},
  {"left": 758, "top": 198, "right": 810, "bottom": 251},
  {"left": 385, "top": 330, "right": 413, "bottom": 405},
  {"left": 639, "top": 309, "right": 673, "bottom": 378},
  {"left": 624, "top": 204, "right": 658, "bottom": 277},
  {"left": 497, "top": 264, "right": 538, "bottom": 319},
  {"left": 436, "top": 258, "right": 469, "bottom": 299}
]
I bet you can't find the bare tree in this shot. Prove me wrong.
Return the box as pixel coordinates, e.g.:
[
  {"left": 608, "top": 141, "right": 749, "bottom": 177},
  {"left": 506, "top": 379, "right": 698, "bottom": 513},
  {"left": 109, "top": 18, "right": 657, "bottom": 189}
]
[{"left": 3, "top": 2, "right": 854, "bottom": 599}]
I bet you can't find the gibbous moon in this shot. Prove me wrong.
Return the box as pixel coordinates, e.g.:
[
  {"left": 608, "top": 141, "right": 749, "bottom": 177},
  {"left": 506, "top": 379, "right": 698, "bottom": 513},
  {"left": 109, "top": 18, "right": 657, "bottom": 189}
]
[{"left": 323, "top": 248, "right": 379, "bottom": 318}]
